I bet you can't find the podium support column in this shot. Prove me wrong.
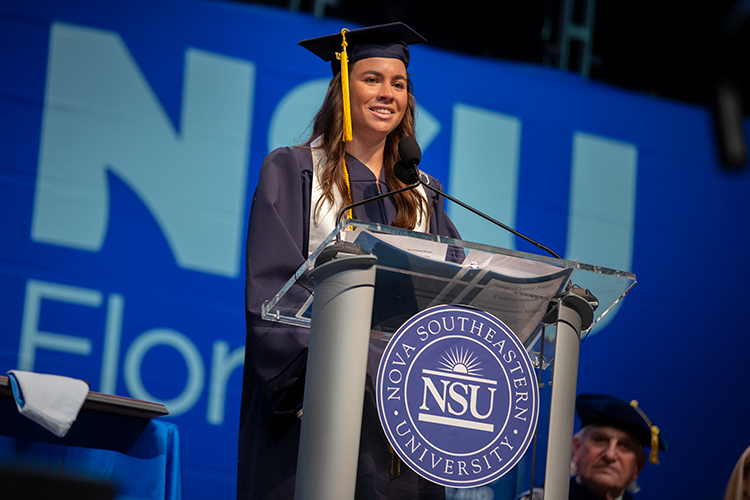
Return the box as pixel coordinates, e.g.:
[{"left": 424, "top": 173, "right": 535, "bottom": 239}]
[
  {"left": 543, "top": 293, "right": 593, "bottom": 500},
  {"left": 294, "top": 252, "right": 378, "bottom": 500}
]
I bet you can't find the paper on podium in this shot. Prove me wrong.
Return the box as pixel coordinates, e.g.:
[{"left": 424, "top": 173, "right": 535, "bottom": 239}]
[{"left": 344, "top": 228, "right": 573, "bottom": 345}]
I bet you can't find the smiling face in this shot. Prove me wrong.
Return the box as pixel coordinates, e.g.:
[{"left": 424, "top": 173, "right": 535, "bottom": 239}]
[
  {"left": 572, "top": 424, "right": 646, "bottom": 500},
  {"left": 348, "top": 57, "right": 408, "bottom": 145}
]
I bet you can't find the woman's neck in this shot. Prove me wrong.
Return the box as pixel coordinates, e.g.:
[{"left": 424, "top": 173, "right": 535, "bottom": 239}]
[{"left": 346, "top": 136, "right": 386, "bottom": 179}]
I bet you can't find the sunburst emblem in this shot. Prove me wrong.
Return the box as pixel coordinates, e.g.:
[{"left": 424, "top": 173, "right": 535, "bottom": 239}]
[{"left": 438, "top": 347, "right": 482, "bottom": 375}]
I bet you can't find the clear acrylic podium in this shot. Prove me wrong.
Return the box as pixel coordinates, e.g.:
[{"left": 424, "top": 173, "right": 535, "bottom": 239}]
[{"left": 262, "top": 220, "right": 636, "bottom": 500}]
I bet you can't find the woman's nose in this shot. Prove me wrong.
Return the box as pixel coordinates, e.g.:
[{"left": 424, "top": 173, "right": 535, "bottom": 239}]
[{"left": 378, "top": 84, "right": 394, "bottom": 101}]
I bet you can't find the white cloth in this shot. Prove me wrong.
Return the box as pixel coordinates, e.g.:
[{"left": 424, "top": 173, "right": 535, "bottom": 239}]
[
  {"left": 308, "top": 136, "right": 344, "bottom": 256},
  {"left": 6, "top": 370, "right": 89, "bottom": 437}
]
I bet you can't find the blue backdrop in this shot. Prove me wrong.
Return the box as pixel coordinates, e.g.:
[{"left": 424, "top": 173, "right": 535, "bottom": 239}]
[{"left": 1, "top": 1, "right": 749, "bottom": 499}]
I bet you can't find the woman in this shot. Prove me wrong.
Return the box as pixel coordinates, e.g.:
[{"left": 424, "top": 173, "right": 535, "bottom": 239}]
[{"left": 238, "top": 22, "right": 460, "bottom": 500}]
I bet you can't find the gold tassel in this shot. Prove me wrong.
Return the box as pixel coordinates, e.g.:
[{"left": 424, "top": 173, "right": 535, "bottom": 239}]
[
  {"left": 630, "top": 400, "right": 660, "bottom": 464},
  {"left": 649, "top": 426, "right": 660, "bottom": 464},
  {"left": 342, "top": 158, "right": 354, "bottom": 225},
  {"left": 338, "top": 29, "right": 353, "bottom": 142}
]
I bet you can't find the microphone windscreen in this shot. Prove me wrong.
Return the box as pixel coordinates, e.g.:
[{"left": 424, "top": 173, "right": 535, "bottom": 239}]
[
  {"left": 398, "top": 136, "right": 422, "bottom": 166},
  {"left": 394, "top": 160, "right": 419, "bottom": 184}
]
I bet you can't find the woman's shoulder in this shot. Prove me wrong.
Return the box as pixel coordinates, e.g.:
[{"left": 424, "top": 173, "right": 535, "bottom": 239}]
[
  {"left": 258, "top": 146, "right": 316, "bottom": 186},
  {"left": 263, "top": 145, "right": 313, "bottom": 169}
]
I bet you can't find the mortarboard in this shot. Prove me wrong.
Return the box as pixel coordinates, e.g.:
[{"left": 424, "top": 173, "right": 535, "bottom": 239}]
[
  {"left": 298, "top": 22, "right": 426, "bottom": 142},
  {"left": 576, "top": 393, "right": 667, "bottom": 464},
  {"left": 298, "top": 22, "right": 427, "bottom": 75}
]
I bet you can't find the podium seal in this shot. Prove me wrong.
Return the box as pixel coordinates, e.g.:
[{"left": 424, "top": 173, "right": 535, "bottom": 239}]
[{"left": 376, "top": 305, "right": 539, "bottom": 488}]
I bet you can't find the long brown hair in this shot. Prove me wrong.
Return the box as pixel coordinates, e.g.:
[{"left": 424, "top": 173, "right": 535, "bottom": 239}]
[{"left": 306, "top": 69, "right": 427, "bottom": 229}]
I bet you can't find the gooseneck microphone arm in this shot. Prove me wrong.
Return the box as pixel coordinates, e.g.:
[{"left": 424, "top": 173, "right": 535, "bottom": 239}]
[
  {"left": 418, "top": 180, "right": 562, "bottom": 259},
  {"left": 397, "top": 136, "right": 561, "bottom": 260}
]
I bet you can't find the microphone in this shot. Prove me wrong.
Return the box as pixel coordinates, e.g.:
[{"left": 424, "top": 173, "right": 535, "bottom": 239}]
[
  {"left": 398, "top": 137, "right": 561, "bottom": 259},
  {"left": 399, "top": 136, "right": 422, "bottom": 168},
  {"left": 394, "top": 160, "right": 419, "bottom": 185}
]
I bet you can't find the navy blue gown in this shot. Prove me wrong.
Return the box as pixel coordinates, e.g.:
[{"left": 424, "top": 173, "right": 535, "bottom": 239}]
[
  {"left": 517, "top": 478, "right": 636, "bottom": 500},
  {"left": 238, "top": 145, "right": 461, "bottom": 500}
]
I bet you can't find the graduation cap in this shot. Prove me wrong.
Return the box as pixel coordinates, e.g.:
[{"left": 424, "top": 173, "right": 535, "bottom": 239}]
[
  {"left": 576, "top": 394, "right": 667, "bottom": 464},
  {"left": 298, "top": 22, "right": 427, "bottom": 142},
  {"left": 298, "top": 22, "right": 426, "bottom": 75}
]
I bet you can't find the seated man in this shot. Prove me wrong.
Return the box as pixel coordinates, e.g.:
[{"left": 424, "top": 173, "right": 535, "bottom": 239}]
[{"left": 519, "top": 393, "right": 666, "bottom": 500}]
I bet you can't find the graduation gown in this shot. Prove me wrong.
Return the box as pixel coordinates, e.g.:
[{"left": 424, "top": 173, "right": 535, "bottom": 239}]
[
  {"left": 518, "top": 478, "right": 635, "bottom": 500},
  {"left": 569, "top": 477, "right": 634, "bottom": 500},
  {"left": 237, "top": 145, "right": 461, "bottom": 500}
]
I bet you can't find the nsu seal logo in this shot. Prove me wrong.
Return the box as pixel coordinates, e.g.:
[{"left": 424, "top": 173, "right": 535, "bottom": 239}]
[{"left": 376, "top": 305, "right": 539, "bottom": 488}]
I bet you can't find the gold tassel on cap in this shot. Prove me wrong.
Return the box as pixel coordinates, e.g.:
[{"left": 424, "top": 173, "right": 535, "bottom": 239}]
[
  {"left": 630, "top": 400, "right": 660, "bottom": 464},
  {"left": 337, "top": 29, "right": 353, "bottom": 142},
  {"left": 649, "top": 425, "right": 660, "bottom": 465}
]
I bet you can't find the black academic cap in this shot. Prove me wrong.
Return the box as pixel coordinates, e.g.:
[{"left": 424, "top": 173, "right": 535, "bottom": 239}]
[
  {"left": 298, "top": 22, "right": 427, "bottom": 75},
  {"left": 576, "top": 394, "right": 667, "bottom": 464}
]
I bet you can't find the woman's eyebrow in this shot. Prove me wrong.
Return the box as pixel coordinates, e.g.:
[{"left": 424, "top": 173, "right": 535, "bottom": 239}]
[{"left": 359, "top": 69, "right": 407, "bottom": 80}]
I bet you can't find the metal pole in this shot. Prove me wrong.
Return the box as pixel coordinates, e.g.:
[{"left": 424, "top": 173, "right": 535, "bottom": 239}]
[
  {"left": 543, "top": 293, "right": 593, "bottom": 500},
  {"left": 294, "top": 252, "right": 377, "bottom": 500}
]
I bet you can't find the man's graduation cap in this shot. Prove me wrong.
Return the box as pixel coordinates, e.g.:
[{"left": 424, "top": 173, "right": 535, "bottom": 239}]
[
  {"left": 298, "top": 22, "right": 426, "bottom": 142},
  {"left": 576, "top": 394, "right": 667, "bottom": 464}
]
